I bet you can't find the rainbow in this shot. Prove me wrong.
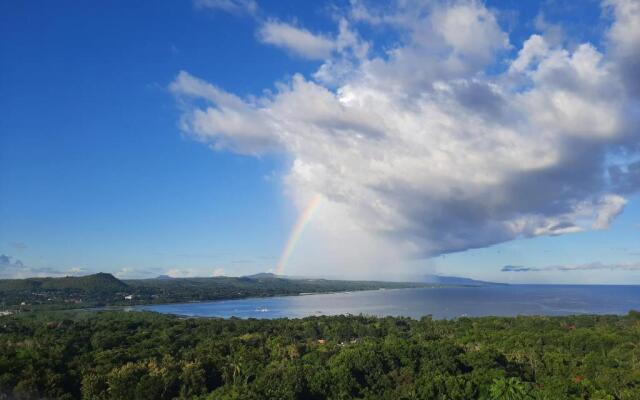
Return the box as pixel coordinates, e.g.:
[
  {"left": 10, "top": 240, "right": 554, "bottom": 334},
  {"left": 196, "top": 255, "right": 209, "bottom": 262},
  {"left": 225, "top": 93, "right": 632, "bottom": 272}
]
[{"left": 275, "top": 194, "right": 322, "bottom": 275}]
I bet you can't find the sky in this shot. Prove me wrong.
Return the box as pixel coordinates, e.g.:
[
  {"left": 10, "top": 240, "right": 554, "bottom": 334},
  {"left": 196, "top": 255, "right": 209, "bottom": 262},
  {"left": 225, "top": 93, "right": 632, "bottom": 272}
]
[{"left": 1, "top": 0, "right": 639, "bottom": 283}]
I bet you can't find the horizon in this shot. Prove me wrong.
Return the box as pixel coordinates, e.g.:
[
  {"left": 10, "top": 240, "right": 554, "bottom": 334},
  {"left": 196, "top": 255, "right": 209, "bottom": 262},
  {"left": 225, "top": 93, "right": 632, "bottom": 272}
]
[
  {"left": 1, "top": 0, "right": 640, "bottom": 284},
  {"left": 5, "top": 270, "right": 640, "bottom": 287}
]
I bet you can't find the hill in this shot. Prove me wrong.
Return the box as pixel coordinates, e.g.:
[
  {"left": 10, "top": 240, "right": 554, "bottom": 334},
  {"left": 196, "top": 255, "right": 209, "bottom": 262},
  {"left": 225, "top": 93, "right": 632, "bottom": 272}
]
[
  {"left": 42, "top": 272, "right": 127, "bottom": 291},
  {"left": 243, "top": 272, "right": 281, "bottom": 279},
  {"left": 0, "top": 273, "right": 129, "bottom": 308},
  {"left": 0, "top": 272, "right": 127, "bottom": 292},
  {"left": 0, "top": 272, "right": 430, "bottom": 309}
]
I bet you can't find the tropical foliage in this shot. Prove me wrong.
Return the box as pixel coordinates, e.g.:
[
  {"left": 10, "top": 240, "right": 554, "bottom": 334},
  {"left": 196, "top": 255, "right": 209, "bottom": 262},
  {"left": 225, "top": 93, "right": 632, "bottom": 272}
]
[{"left": 1, "top": 311, "right": 639, "bottom": 399}]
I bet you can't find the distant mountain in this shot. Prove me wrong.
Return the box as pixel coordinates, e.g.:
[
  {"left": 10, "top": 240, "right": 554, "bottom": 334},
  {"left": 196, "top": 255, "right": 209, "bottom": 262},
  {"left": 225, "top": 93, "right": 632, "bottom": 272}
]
[
  {"left": 243, "top": 272, "right": 326, "bottom": 280},
  {"left": 242, "top": 272, "right": 502, "bottom": 287},
  {"left": 155, "top": 275, "right": 174, "bottom": 280},
  {"left": 421, "top": 274, "right": 502, "bottom": 286},
  {"left": 244, "top": 272, "right": 282, "bottom": 280},
  {"left": 0, "top": 272, "right": 128, "bottom": 292}
]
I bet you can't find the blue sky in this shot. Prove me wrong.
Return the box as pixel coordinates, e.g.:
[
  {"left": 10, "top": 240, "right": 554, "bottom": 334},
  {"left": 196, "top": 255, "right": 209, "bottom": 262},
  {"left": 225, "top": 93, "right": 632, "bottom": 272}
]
[{"left": 1, "top": 0, "right": 639, "bottom": 283}]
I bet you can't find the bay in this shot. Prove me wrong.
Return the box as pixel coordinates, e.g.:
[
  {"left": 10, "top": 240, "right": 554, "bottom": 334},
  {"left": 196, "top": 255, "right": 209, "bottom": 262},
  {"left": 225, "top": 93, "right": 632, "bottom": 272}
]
[{"left": 139, "top": 285, "right": 640, "bottom": 319}]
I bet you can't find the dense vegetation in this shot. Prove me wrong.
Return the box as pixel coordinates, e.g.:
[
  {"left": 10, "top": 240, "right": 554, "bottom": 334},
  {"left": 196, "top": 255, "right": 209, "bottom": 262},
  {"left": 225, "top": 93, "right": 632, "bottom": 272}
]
[
  {"left": 0, "top": 273, "right": 128, "bottom": 308},
  {"left": 1, "top": 311, "right": 638, "bottom": 399},
  {"left": 0, "top": 273, "right": 127, "bottom": 292},
  {"left": 0, "top": 273, "right": 429, "bottom": 310}
]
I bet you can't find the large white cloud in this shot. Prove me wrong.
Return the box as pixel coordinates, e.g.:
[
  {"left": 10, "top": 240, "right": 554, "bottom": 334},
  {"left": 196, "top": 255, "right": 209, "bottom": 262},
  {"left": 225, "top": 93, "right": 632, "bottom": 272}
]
[{"left": 173, "top": 0, "right": 640, "bottom": 264}]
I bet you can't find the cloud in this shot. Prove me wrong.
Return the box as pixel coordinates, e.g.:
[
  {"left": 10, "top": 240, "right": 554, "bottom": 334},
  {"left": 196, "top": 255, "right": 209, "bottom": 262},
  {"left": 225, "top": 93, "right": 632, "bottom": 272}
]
[
  {"left": 430, "top": 1, "right": 509, "bottom": 67},
  {"left": 501, "top": 265, "right": 536, "bottom": 272},
  {"left": 502, "top": 261, "right": 640, "bottom": 272},
  {"left": 256, "top": 18, "right": 369, "bottom": 67},
  {"left": 170, "top": 71, "right": 279, "bottom": 155},
  {"left": 533, "top": 12, "right": 565, "bottom": 47},
  {"left": 258, "top": 21, "right": 336, "bottom": 59},
  {"left": 172, "top": 0, "right": 640, "bottom": 270},
  {"left": 0, "top": 254, "right": 23, "bottom": 268},
  {"left": 114, "top": 268, "right": 136, "bottom": 279},
  {"left": 194, "top": 0, "right": 257, "bottom": 15},
  {"left": 0, "top": 254, "right": 87, "bottom": 279},
  {"left": 232, "top": 259, "right": 254, "bottom": 264},
  {"left": 67, "top": 267, "right": 88, "bottom": 274},
  {"left": 604, "top": 0, "right": 640, "bottom": 97},
  {"left": 212, "top": 268, "right": 226, "bottom": 277},
  {"left": 113, "top": 267, "right": 163, "bottom": 279},
  {"left": 609, "top": 161, "right": 640, "bottom": 194},
  {"left": 166, "top": 268, "right": 198, "bottom": 278},
  {"left": 9, "top": 242, "right": 27, "bottom": 250}
]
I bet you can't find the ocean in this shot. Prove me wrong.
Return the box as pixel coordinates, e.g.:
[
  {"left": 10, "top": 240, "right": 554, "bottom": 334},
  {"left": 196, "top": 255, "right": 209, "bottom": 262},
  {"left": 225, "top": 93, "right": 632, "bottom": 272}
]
[{"left": 138, "top": 285, "right": 640, "bottom": 319}]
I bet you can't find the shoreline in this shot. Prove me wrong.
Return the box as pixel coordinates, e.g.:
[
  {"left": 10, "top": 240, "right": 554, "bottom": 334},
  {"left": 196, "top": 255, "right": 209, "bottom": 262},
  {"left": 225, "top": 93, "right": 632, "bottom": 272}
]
[{"left": 111, "top": 285, "right": 640, "bottom": 321}]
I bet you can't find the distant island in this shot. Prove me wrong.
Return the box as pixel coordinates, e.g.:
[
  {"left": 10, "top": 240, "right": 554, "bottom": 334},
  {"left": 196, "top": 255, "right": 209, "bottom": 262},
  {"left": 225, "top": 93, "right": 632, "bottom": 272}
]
[
  {"left": 0, "top": 272, "right": 437, "bottom": 312},
  {"left": 420, "top": 274, "right": 504, "bottom": 286}
]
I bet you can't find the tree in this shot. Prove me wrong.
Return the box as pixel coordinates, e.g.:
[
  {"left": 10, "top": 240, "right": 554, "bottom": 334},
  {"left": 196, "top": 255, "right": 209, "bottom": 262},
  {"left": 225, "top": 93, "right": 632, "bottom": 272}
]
[
  {"left": 489, "top": 377, "right": 532, "bottom": 400},
  {"left": 106, "top": 363, "right": 146, "bottom": 400},
  {"left": 81, "top": 373, "right": 108, "bottom": 400},
  {"left": 179, "top": 361, "right": 207, "bottom": 398}
]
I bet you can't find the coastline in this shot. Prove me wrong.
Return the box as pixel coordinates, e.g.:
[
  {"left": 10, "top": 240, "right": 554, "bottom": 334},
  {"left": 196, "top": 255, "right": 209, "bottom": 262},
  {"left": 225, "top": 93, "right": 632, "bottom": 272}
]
[{"left": 127, "top": 285, "right": 640, "bottom": 320}]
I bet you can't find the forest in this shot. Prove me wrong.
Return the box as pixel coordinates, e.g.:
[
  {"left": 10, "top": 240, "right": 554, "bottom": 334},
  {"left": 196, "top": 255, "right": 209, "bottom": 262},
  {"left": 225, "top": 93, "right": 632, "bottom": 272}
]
[{"left": 0, "top": 310, "right": 638, "bottom": 399}]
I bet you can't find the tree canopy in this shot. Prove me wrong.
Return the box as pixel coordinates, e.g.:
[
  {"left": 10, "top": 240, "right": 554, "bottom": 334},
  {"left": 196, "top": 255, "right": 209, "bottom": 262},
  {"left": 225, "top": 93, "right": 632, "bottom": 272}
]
[{"left": 1, "top": 311, "right": 638, "bottom": 399}]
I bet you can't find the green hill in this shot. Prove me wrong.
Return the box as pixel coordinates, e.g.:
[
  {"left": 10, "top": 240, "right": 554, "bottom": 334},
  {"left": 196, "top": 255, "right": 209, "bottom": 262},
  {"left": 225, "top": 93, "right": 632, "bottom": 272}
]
[
  {"left": 0, "top": 273, "right": 127, "bottom": 293},
  {"left": 0, "top": 273, "right": 427, "bottom": 308}
]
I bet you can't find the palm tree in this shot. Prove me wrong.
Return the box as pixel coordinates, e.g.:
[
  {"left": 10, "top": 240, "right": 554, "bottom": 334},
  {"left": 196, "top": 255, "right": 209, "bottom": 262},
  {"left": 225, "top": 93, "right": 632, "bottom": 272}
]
[{"left": 489, "top": 377, "right": 532, "bottom": 400}]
